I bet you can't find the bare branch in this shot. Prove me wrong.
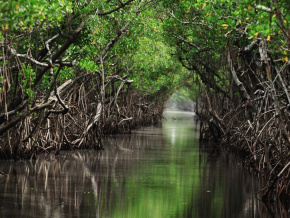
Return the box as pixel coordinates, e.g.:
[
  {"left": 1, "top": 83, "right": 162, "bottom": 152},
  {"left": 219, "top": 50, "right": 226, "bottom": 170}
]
[
  {"left": 17, "top": 53, "right": 49, "bottom": 67},
  {"left": 45, "top": 33, "right": 60, "bottom": 69},
  {"left": 170, "top": 12, "right": 212, "bottom": 29},
  {"left": 227, "top": 51, "right": 251, "bottom": 101},
  {"left": 240, "top": 39, "right": 259, "bottom": 53},
  {"left": 34, "top": 21, "right": 85, "bottom": 86},
  {"left": 172, "top": 34, "right": 200, "bottom": 50},
  {"left": 91, "top": 0, "right": 135, "bottom": 16},
  {"left": 255, "top": 4, "right": 272, "bottom": 13},
  {"left": 95, "top": 23, "right": 130, "bottom": 63}
]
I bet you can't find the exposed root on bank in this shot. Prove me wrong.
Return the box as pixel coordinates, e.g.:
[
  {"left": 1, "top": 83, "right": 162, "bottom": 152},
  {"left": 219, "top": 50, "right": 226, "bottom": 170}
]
[
  {"left": 198, "top": 39, "right": 290, "bottom": 205},
  {"left": 0, "top": 71, "right": 164, "bottom": 160}
]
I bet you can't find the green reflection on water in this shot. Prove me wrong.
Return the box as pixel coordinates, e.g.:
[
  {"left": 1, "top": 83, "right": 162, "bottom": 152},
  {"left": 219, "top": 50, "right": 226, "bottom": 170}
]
[
  {"left": 104, "top": 111, "right": 206, "bottom": 218},
  {"left": 93, "top": 111, "right": 262, "bottom": 218},
  {"left": 0, "top": 112, "right": 279, "bottom": 217}
]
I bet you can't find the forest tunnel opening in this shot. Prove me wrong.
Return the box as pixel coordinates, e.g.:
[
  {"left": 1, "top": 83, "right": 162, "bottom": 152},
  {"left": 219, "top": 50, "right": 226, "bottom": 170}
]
[{"left": 164, "top": 88, "right": 196, "bottom": 112}]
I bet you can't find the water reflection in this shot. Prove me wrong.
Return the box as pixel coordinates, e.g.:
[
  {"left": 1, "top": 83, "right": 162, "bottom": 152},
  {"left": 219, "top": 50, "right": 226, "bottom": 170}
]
[{"left": 0, "top": 110, "right": 287, "bottom": 217}]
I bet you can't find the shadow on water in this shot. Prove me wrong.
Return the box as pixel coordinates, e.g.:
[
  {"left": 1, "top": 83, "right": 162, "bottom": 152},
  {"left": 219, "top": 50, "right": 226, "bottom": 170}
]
[{"left": 0, "top": 110, "right": 288, "bottom": 217}]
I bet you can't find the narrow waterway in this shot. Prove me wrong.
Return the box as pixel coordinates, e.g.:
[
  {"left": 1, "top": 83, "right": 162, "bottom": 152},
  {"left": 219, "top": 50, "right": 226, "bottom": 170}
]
[{"left": 0, "top": 110, "right": 280, "bottom": 217}]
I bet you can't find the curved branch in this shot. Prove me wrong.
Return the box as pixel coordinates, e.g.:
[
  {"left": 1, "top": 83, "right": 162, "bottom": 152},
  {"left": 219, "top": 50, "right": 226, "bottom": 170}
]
[
  {"left": 90, "top": 0, "right": 135, "bottom": 16},
  {"left": 95, "top": 23, "right": 130, "bottom": 63},
  {"left": 227, "top": 51, "right": 251, "bottom": 101},
  {"left": 34, "top": 21, "right": 84, "bottom": 86}
]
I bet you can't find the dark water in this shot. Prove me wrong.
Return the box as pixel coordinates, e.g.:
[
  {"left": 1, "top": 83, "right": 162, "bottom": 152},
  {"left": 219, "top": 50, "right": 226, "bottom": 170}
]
[{"left": 0, "top": 111, "right": 286, "bottom": 217}]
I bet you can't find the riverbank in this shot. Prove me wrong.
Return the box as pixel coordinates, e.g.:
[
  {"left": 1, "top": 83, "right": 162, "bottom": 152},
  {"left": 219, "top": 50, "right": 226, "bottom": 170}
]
[
  {"left": 0, "top": 110, "right": 281, "bottom": 218},
  {"left": 0, "top": 85, "right": 165, "bottom": 160},
  {"left": 199, "top": 102, "right": 290, "bottom": 209}
]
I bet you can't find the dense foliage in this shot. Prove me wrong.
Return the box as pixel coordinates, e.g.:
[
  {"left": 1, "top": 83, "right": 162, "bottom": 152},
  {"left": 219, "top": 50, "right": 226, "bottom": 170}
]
[{"left": 0, "top": 0, "right": 188, "bottom": 159}]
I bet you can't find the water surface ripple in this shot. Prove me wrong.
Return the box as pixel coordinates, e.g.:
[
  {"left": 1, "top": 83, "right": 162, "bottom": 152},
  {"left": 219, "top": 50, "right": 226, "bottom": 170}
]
[{"left": 0, "top": 110, "right": 280, "bottom": 217}]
